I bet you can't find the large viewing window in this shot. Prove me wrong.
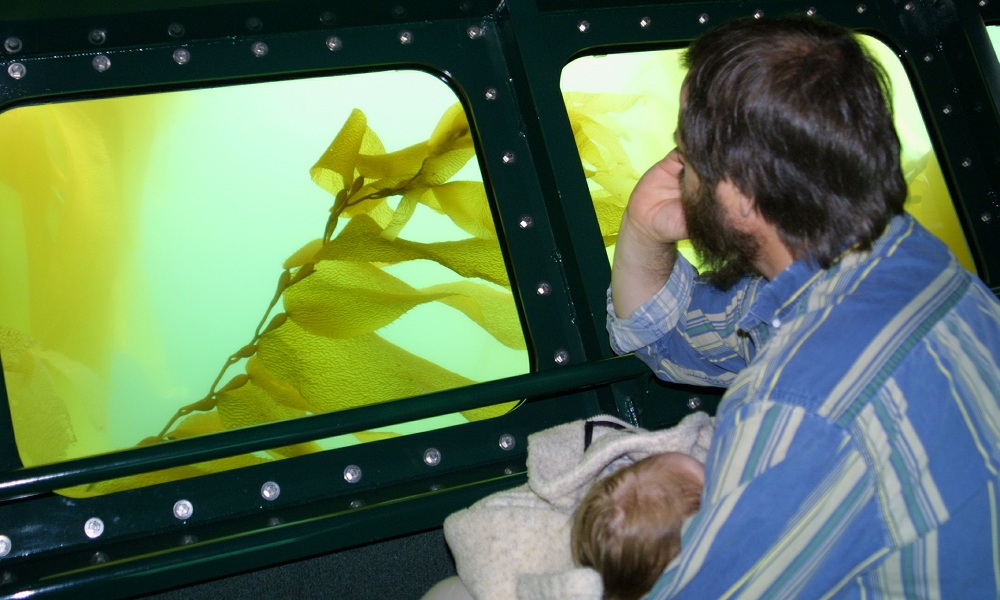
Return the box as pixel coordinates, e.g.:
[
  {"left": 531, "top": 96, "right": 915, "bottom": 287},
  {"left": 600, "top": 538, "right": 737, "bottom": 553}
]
[
  {"left": 0, "top": 70, "right": 528, "bottom": 495},
  {"left": 561, "top": 36, "right": 977, "bottom": 275}
]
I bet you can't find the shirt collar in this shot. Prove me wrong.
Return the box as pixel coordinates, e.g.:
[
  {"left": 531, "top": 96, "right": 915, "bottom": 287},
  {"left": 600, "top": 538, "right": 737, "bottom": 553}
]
[{"left": 738, "top": 258, "right": 822, "bottom": 333}]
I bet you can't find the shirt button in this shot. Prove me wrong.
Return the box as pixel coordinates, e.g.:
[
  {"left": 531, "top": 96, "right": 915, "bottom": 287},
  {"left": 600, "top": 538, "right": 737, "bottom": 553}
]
[{"left": 771, "top": 318, "right": 782, "bottom": 329}]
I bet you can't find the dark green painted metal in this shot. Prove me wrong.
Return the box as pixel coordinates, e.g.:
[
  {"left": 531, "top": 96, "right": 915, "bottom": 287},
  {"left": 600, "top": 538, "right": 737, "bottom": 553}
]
[
  {"left": 0, "top": 355, "right": 647, "bottom": 500},
  {"left": 0, "top": 1, "right": 998, "bottom": 597}
]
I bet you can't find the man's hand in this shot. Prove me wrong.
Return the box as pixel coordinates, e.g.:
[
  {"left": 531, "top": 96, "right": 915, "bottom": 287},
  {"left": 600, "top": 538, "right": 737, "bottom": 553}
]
[
  {"left": 626, "top": 148, "right": 689, "bottom": 246},
  {"left": 610, "top": 149, "right": 688, "bottom": 319}
]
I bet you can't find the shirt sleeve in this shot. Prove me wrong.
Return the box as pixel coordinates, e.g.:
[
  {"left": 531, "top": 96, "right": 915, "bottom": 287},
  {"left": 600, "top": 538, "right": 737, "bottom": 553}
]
[
  {"left": 646, "top": 401, "right": 888, "bottom": 599},
  {"left": 607, "top": 254, "right": 761, "bottom": 388}
]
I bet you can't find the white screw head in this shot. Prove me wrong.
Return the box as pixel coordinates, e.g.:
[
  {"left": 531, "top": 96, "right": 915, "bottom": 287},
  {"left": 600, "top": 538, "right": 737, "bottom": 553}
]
[
  {"left": 517, "top": 214, "right": 534, "bottom": 229},
  {"left": 687, "top": 396, "right": 702, "bottom": 410},
  {"left": 261, "top": 481, "right": 281, "bottom": 501},
  {"left": 499, "top": 434, "right": 516, "bottom": 451},
  {"left": 173, "top": 48, "right": 190, "bottom": 65},
  {"left": 326, "top": 36, "right": 343, "bottom": 51},
  {"left": 577, "top": 20, "right": 591, "bottom": 33},
  {"left": 92, "top": 54, "right": 111, "bottom": 72},
  {"left": 399, "top": 30, "right": 413, "bottom": 44},
  {"left": 173, "top": 499, "right": 194, "bottom": 520},
  {"left": 7, "top": 62, "right": 26, "bottom": 79},
  {"left": 344, "top": 465, "right": 362, "bottom": 483},
  {"left": 553, "top": 348, "right": 570, "bottom": 365},
  {"left": 251, "top": 41, "right": 268, "bottom": 57},
  {"left": 639, "top": 16, "right": 652, "bottom": 28},
  {"left": 467, "top": 25, "right": 484, "bottom": 39},
  {"left": 423, "top": 448, "right": 442, "bottom": 466},
  {"left": 84, "top": 517, "right": 105, "bottom": 539},
  {"left": 501, "top": 151, "right": 516, "bottom": 165},
  {"left": 0, "top": 535, "right": 11, "bottom": 557},
  {"left": 4, "top": 37, "right": 22, "bottom": 54},
  {"left": 698, "top": 14, "right": 710, "bottom": 24}
]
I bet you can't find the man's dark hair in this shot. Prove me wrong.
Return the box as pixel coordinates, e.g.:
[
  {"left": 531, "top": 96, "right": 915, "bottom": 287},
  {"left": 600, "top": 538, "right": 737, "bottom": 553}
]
[{"left": 679, "top": 16, "right": 907, "bottom": 267}]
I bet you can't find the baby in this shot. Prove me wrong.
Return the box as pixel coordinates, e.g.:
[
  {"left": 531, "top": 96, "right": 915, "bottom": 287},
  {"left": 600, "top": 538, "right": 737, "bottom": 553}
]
[{"left": 571, "top": 452, "right": 705, "bottom": 600}]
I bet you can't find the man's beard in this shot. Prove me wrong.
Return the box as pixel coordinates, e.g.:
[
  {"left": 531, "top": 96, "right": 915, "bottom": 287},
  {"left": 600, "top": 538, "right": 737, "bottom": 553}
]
[{"left": 682, "top": 180, "right": 760, "bottom": 290}]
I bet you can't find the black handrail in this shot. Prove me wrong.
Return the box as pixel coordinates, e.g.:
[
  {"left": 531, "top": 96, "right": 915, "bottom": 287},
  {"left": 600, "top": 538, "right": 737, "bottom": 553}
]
[{"left": 0, "top": 354, "right": 649, "bottom": 501}]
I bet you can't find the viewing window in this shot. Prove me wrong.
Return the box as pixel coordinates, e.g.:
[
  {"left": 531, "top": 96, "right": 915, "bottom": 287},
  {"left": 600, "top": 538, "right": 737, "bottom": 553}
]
[
  {"left": 561, "top": 36, "right": 977, "bottom": 275},
  {"left": 0, "top": 70, "right": 528, "bottom": 495}
]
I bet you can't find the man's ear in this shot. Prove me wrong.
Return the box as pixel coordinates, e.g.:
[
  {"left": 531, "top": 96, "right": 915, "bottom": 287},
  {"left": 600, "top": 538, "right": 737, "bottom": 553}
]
[{"left": 737, "top": 189, "right": 756, "bottom": 219}]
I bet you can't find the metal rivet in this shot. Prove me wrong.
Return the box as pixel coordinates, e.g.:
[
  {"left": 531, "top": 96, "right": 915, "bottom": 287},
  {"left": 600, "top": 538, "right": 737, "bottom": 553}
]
[
  {"left": 982, "top": 212, "right": 993, "bottom": 223},
  {"left": 639, "top": 16, "right": 652, "bottom": 28},
  {"left": 261, "top": 481, "right": 281, "bottom": 501},
  {"left": 962, "top": 158, "right": 972, "bottom": 168},
  {"left": 923, "top": 52, "right": 934, "bottom": 62},
  {"left": 501, "top": 151, "right": 516, "bottom": 165},
  {"left": 518, "top": 214, "right": 534, "bottom": 229},
  {"left": 92, "top": 54, "right": 111, "bottom": 72},
  {"left": 698, "top": 13, "right": 710, "bottom": 24},
  {"left": 349, "top": 499, "right": 365, "bottom": 508},
  {"left": 467, "top": 25, "right": 484, "bottom": 39},
  {"left": 856, "top": 4, "right": 867, "bottom": 13},
  {"left": 84, "top": 517, "right": 105, "bottom": 539},
  {"left": 577, "top": 20, "right": 591, "bottom": 33},
  {"left": 320, "top": 11, "right": 336, "bottom": 24},
  {"left": 0, "top": 535, "right": 10, "bottom": 557},
  {"left": 167, "top": 22, "right": 185, "bottom": 38},
  {"left": 246, "top": 17, "right": 263, "bottom": 32},
  {"left": 806, "top": 7, "right": 818, "bottom": 16},
  {"left": 687, "top": 396, "right": 702, "bottom": 410},
  {"left": 399, "top": 30, "right": 413, "bottom": 44},
  {"left": 942, "top": 104, "right": 952, "bottom": 115},
  {"left": 484, "top": 87, "right": 498, "bottom": 100},
  {"left": 423, "top": 448, "right": 442, "bottom": 466},
  {"left": 344, "top": 465, "right": 362, "bottom": 483},
  {"left": 503, "top": 466, "right": 514, "bottom": 475},
  {"left": 753, "top": 9, "right": 765, "bottom": 18},
  {"left": 173, "top": 499, "right": 194, "bottom": 520},
  {"left": 326, "top": 36, "right": 343, "bottom": 51},
  {"left": 499, "top": 434, "right": 516, "bottom": 451},
  {"left": 7, "top": 62, "right": 26, "bottom": 80},
  {"left": 251, "top": 41, "right": 268, "bottom": 57},
  {"left": 88, "top": 29, "right": 107, "bottom": 45},
  {"left": 4, "top": 37, "right": 22, "bottom": 54},
  {"left": 172, "top": 48, "right": 190, "bottom": 65},
  {"left": 554, "top": 348, "right": 570, "bottom": 365},
  {"left": 536, "top": 281, "right": 552, "bottom": 296}
]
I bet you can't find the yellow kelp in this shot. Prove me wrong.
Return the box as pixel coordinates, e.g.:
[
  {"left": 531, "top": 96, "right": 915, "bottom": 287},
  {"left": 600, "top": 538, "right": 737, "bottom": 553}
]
[
  {"left": 0, "top": 96, "right": 170, "bottom": 466},
  {"left": 65, "top": 103, "right": 522, "bottom": 496}
]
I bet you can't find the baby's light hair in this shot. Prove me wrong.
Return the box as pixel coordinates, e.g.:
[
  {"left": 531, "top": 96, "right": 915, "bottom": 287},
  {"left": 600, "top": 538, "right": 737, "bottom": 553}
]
[{"left": 571, "top": 454, "right": 703, "bottom": 600}]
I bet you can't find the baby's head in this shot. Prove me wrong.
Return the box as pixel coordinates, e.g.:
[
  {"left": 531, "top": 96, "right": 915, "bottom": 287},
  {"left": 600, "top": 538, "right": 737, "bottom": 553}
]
[{"left": 571, "top": 452, "right": 704, "bottom": 600}]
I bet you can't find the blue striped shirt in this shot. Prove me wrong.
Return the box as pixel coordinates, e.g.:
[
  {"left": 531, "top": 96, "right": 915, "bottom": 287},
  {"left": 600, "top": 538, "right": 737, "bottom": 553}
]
[{"left": 608, "top": 214, "right": 1000, "bottom": 598}]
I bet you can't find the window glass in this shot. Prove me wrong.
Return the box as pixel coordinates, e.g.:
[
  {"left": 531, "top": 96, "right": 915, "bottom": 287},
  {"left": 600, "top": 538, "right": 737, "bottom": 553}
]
[
  {"left": 0, "top": 70, "right": 528, "bottom": 495},
  {"left": 990, "top": 25, "right": 1000, "bottom": 63},
  {"left": 561, "top": 36, "right": 977, "bottom": 275}
]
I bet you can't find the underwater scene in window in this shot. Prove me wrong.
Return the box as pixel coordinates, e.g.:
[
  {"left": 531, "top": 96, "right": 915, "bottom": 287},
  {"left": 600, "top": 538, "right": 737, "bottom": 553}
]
[
  {"left": 0, "top": 70, "right": 529, "bottom": 496},
  {"left": 561, "top": 37, "right": 977, "bottom": 275}
]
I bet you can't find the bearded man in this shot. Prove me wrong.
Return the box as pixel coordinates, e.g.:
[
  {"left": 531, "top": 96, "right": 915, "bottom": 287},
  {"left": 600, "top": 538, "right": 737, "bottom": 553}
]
[{"left": 608, "top": 15, "right": 1000, "bottom": 598}]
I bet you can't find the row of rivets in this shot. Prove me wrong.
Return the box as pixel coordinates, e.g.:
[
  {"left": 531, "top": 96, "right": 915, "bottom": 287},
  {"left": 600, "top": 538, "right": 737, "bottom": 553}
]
[{"left": 0, "top": 480, "right": 284, "bottom": 555}]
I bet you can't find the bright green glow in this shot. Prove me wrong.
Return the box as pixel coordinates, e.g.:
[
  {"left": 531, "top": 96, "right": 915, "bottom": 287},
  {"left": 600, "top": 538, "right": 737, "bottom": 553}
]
[
  {"left": 561, "top": 36, "right": 975, "bottom": 275},
  {"left": 990, "top": 26, "right": 1000, "bottom": 63}
]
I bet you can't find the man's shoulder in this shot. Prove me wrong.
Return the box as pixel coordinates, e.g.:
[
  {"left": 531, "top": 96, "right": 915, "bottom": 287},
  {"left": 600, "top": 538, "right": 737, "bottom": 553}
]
[{"left": 739, "top": 216, "right": 986, "bottom": 413}]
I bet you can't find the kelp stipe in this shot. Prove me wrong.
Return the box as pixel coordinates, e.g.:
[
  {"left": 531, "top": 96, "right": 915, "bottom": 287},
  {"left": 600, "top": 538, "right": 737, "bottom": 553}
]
[{"left": 64, "top": 103, "right": 530, "bottom": 497}]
